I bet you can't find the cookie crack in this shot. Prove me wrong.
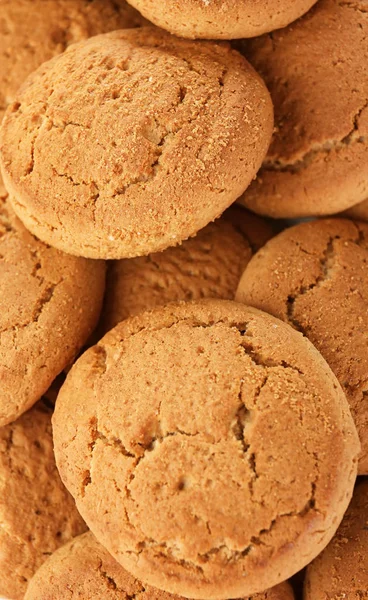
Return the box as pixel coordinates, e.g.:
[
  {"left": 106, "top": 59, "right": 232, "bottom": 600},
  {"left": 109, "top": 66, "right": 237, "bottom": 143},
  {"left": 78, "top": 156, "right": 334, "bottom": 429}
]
[
  {"left": 194, "top": 488, "right": 318, "bottom": 565},
  {"left": 0, "top": 279, "right": 63, "bottom": 336},
  {"left": 286, "top": 236, "right": 339, "bottom": 332},
  {"left": 339, "top": 0, "right": 368, "bottom": 12},
  {"left": 97, "top": 559, "right": 133, "bottom": 593},
  {"left": 263, "top": 99, "right": 368, "bottom": 174}
]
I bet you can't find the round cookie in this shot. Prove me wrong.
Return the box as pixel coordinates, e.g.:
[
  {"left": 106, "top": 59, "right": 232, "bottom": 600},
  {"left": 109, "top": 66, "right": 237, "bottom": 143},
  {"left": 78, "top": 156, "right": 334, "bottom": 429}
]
[
  {"left": 123, "top": 0, "right": 317, "bottom": 40},
  {"left": 99, "top": 208, "right": 273, "bottom": 335},
  {"left": 25, "top": 531, "right": 295, "bottom": 600},
  {"left": 236, "top": 218, "right": 368, "bottom": 474},
  {"left": 304, "top": 480, "right": 368, "bottom": 600},
  {"left": 0, "top": 0, "right": 144, "bottom": 195},
  {"left": 53, "top": 299, "right": 359, "bottom": 599},
  {"left": 0, "top": 28, "right": 273, "bottom": 259},
  {"left": 0, "top": 195, "right": 105, "bottom": 426},
  {"left": 0, "top": 399, "right": 86, "bottom": 600},
  {"left": 237, "top": 0, "right": 368, "bottom": 218}
]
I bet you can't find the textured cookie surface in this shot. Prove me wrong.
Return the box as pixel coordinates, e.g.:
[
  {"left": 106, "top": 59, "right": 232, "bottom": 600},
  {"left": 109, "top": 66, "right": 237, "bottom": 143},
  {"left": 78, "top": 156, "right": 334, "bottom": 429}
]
[
  {"left": 0, "top": 0, "right": 144, "bottom": 195},
  {"left": 236, "top": 218, "right": 368, "bottom": 474},
  {"left": 0, "top": 28, "right": 273, "bottom": 259},
  {"left": 0, "top": 400, "right": 86, "bottom": 600},
  {"left": 304, "top": 480, "right": 368, "bottom": 600},
  {"left": 25, "top": 531, "right": 295, "bottom": 600},
  {"left": 0, "top": 195, "right": 105, "bottom": 426},
  {"left": 124, "top": 0, "right": 317, "bottom": 39},
  {"left": 99, "top": 208, "right": 273, "bottom": 334},
  {"left": 53, "top": 300, "right": 359, "bottom": 599},
  {"left": 238, "top": 0, "right": 368, "bottom": 218}
]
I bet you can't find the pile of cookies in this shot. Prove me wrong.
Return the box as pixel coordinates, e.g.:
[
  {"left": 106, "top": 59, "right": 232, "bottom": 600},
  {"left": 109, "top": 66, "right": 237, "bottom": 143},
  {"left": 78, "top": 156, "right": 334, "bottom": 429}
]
[{"left": 0, "top": 0, "right": 367, "bottom": 598}]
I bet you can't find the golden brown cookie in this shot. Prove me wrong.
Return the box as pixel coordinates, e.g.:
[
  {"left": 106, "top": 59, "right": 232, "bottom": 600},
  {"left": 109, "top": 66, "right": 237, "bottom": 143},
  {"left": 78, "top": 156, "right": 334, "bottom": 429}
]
[
  {"left": 237, "top": 0, "right": 368, "bottom": 218},
  {"left": 0, "top": 28, "right": 273, "bottom": 259},
  {"left": 236, "top": 218, "right": 368, "bottom": 474},
  {"left": 304, "top": 480, "right": 368, "bottom": 600},
  {"left": 0, "top": 0, "right": 144, "bottom": 194},
  {"left": 0, "top": 195, "right": 105, "bottom": 426},
  {"left": 124, "top": 0, "right": 317, "bottom": 40},
  {"left": 53, "top": 299, "right": 359, "bottom": 599},
  {"left": 0, "top": 400, "right": 86, "bottom": 600},
  {"left": 99, "top": 208, "right": 273, "bottom": 335},
  {"left": 25, "top": 531, "right": 295, "bottom": 600}
]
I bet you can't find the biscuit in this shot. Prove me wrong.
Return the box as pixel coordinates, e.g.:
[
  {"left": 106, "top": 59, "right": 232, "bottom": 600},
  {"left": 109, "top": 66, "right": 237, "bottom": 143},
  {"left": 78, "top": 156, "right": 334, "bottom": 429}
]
[
  {"left": 53, "top": 299, "right": 359, "bottom": 599},
  {"left": 123, "top": 0, "right": 317, "bottom": 40},
  {"left": 236, "top": 218, "right": 368, "bottom": 474},
  {"left": 25, "top": 531, "right": 295, "bottom": 600},
  {"left": 304, "top": 480, "right": 368, "bottom": 600},
  {"left": 0, "top": 0, "right": 145, "bottom": 194},
  {"left": 0, "top": 400, "right": 86, "bottom": 600},
  {"left": 0, "top": 28, "right": 273, "bottom": 259},
  {"left": 98, "top": 208, "right": 273, "bottom": 334},
  {"left": 237, "top": 0, "right": 368, "bottom": 218},
  {"left": 0, "top": 195, "right": 105, "bottom": 426}
]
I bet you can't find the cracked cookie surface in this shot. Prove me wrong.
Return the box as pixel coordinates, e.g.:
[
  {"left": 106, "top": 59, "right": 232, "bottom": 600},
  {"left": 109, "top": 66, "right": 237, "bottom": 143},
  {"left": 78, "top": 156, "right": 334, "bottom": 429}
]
[
  {"left": 98, "top": 208, "right": 273, "bottom": 335},
  {"left": 0, "top": 400, "right": 86, "bottom": 600},
  {"left": 0, "top": 28, "right": 273, "bottom": 259},
  {"left": 237, "top": 0, "right": 368, "bottom": 218},
  {"left": 236, "top": 218, "right": 368, "bottom": 474},
  {"left": 25, "top": 531, "right": 295, "bottom": 600},
  {"left": 0, "top": 0, "right": 144, "bottom": 196},
  {"left": 304, "top": 480, "right": 368, "bottom": 600},
  {"left": 53, "top": 299, "right": 359, "bottom": 599},
  {"left": 0, "top": 195, "right": 105, "bottom": 426},
  {"left": 123, "top": 0, "right": 317, "bottom": 40}
]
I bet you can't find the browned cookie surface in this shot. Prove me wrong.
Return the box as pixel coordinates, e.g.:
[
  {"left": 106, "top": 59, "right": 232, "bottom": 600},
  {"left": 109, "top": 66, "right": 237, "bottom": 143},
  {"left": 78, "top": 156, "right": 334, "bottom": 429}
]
[
  {"left": 238, "top": 0, "right": 368, "bottom": 218},
  {"left": 304, "top": 480, "right": 368, "bottom": 600},
  {"left": 236, "top": 218, "right": 368, "bottom": 473},
  {"left": 0, "top": 28, "right": 273, "bottom": 259},
  {"left": 53, "top": 300, "right": 359, "bottom": 599},
  {"left": 124, "top": 0, "right": 317, "bottom": 39},
  {"left": 0, "top": 0, "right": 144, "bottom": 193},
  {"left": 0, "top": 195, "right": 105, "bottom": 425},
  {"left": 0, "top": 400, "right": 86, "bottom": 600},
  {"left": 25, "top": 531, "right": 295, "bottom": 600},
  {"left": 99, "top": 208, "right": 273, "bottom": 335}
]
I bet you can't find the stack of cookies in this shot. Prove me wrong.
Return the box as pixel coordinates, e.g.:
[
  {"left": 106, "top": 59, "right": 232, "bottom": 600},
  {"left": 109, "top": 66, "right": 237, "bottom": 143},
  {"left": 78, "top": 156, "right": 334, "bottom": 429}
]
[{"left": 0, "top": 1, "right": 367, "bottom": 598}]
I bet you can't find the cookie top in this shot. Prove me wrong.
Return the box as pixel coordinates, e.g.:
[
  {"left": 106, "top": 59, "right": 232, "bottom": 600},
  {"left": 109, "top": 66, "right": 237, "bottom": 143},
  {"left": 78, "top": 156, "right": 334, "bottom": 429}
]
[
  {"left": 0, "top": 28, "right": 273, "bottom": 259},
  {"left": 236, "top": 218, "right": 368, "bottom": 474},
  {"left": 53, "top": 299, "right": 359, "bottom": 599},
  {"left": 304, "top": 480, "right": 368, "bottom": 600},
  {"left": 0, "top": 195, "right": 105, "bottom": 426},
  {"left": 0, "top": 0, "right": 144, "bottom": 194},
  {"left": 99, "top": 208, "right": 273, "bottom": 334},
  {"left": 0, "top": 400, "right": 86, "bottom": 600},
  {"left": 237, "top": 0, "right": 368, "bottom": 218},
  {"left": 25, "top": 531, "right": 295, "bottom": 600},
  {"left": 123, "top": 0, "right": 317, "bottom": 40}
]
